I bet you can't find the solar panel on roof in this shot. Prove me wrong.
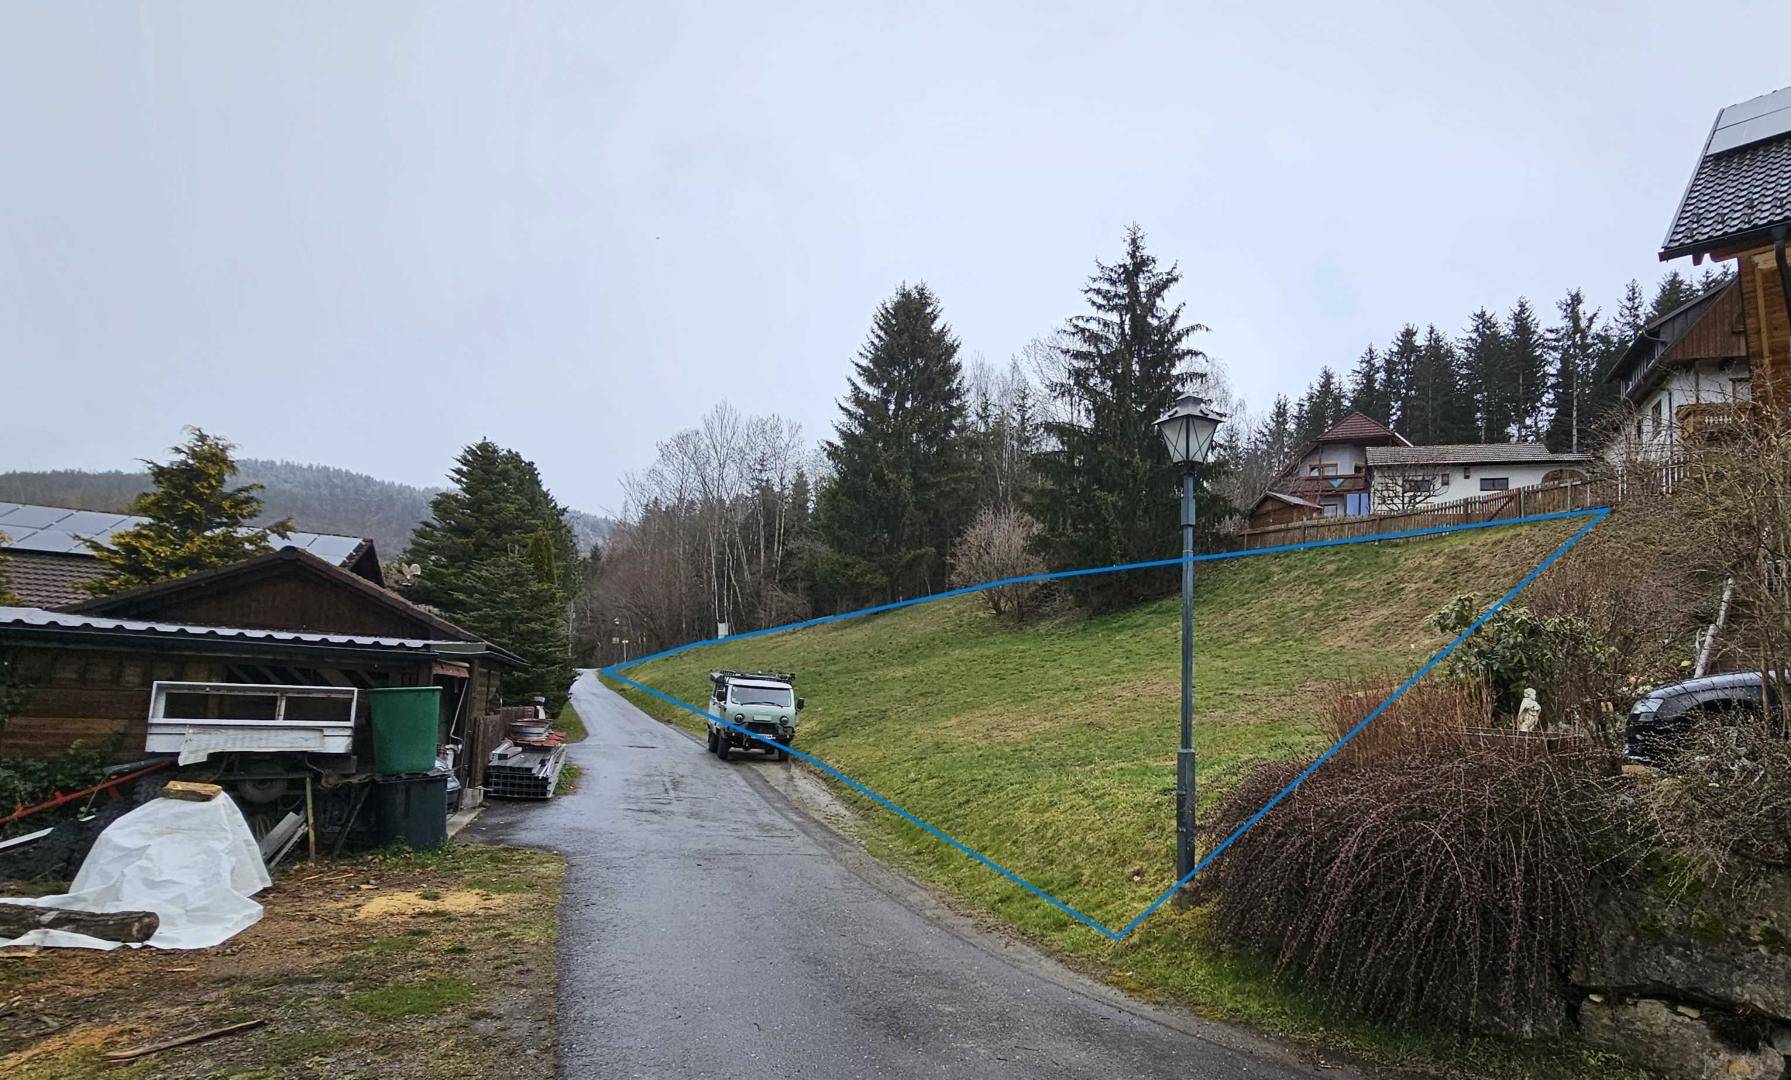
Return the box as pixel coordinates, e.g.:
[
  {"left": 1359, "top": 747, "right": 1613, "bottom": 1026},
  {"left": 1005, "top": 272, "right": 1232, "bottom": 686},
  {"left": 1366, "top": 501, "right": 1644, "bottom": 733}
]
[
  {"left": 15, "top": 529, "right": 88, "bottom": 554},
  {"left": 0, "top": 501, "right": 365, "bottom": 565},
  {"left": 303, "top": 535, "right": 362, "bottom": 562},
  {"left": 57, "top": 510, "right": 131, "bottom": 534},
  {"left": 1708, "top": 86, "right": 1791, "bottom": 156},
  {"left": 0, "top": 505, "right": 69, "bottom": 530}
]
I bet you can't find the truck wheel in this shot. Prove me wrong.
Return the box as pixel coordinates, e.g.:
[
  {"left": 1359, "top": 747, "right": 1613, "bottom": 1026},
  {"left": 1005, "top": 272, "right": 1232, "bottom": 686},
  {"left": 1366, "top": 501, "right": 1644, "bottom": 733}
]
[
  {"left": 775, "top": 746, "right": 789, "bottom": 762},
  {"left": 706, "top": 728, "right": 718, "bottom": 754},
  {"left": 716, "top": 737, "right": 732, "bottom": 762}
]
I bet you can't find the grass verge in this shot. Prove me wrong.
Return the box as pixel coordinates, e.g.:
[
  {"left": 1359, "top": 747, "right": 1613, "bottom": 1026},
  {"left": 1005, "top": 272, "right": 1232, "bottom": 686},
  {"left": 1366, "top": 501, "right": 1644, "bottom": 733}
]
[{"left": 555, "top": 699, "right": 588, "bottom": 743}]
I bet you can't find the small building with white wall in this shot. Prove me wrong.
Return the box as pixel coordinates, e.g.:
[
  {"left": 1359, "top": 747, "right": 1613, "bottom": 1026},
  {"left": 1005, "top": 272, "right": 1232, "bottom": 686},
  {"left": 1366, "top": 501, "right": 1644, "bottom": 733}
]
[{"left": 1365, "top": 443, "right": 1589, "bottom": 512}]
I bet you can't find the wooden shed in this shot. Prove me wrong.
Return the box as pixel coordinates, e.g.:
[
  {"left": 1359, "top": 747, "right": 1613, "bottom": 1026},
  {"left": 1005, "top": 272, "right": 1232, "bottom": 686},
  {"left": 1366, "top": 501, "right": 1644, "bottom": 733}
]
[{"left": 2, "top": 547, "right": 521, "bottom": 797}]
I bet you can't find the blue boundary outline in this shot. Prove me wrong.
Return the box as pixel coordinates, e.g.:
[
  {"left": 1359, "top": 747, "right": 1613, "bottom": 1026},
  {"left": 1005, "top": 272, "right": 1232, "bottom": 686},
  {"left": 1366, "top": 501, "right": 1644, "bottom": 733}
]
[{"left": 604, "top": 506, "right": 1610, "bottom": 940}]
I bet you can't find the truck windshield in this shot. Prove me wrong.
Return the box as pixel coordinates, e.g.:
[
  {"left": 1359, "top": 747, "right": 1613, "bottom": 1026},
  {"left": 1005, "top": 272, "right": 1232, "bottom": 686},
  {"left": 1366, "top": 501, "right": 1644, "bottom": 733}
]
[{"left": 731, "top": 686, "right": 793, "bottom": 708}]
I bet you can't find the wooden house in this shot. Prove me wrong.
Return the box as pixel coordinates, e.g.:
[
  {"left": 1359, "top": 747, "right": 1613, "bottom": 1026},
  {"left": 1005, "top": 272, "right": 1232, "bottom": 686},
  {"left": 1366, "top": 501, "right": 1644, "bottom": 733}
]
[
  {"left": 1659, "top": 84, "right": 1791, "bottom": 411},
  {"left": 0, "top": 547, "right": 520, "bottom": 802}
]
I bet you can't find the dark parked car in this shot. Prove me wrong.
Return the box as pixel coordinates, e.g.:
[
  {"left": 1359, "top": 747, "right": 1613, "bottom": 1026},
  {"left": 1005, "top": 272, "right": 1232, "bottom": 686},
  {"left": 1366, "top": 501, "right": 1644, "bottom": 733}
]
[{"left": 1623, "top": 671, "right": 1784, "bottom": 764}]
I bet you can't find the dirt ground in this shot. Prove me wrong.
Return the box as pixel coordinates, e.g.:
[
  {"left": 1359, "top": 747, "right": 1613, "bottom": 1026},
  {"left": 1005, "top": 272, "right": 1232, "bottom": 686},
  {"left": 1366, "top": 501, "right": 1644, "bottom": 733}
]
[{"left": 0, "top": 843, "right": 564, "bottom": 1079}]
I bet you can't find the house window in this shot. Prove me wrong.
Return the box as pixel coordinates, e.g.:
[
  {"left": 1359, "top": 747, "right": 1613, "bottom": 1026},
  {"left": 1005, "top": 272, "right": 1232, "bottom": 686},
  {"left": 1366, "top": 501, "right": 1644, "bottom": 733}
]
[
  {"left": 1479, "top": 477, "right": 1509, "bottom": 492},
  {"left": 1732, "top": 377, "right": 1751, "bottom": 401},
  {"left": 1322, "top": 500, "right": 1342, "bottom": 516},
  {"left": 1307, "top": 462, "right": 1340, "bottom": 476}
]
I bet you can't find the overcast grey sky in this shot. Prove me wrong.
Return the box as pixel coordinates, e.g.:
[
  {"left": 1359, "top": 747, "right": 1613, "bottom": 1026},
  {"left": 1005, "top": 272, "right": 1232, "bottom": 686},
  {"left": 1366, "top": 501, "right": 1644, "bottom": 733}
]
[{"left": 3, "top": 2, "right": 1787, "bottom": 514}]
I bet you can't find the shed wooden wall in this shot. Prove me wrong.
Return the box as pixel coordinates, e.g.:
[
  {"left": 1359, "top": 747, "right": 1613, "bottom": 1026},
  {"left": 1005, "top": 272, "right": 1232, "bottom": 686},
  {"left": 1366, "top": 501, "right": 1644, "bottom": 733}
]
[
  {"left": 0, "top": 646, "right": 223, "bottom": 758},
  {"left": 1660, "top": 279, "right": 1748, "bottom": 366},
  {"left": 0, "top": 642, "right": 437, "bottom": 760},
  {"left": 1247, "top": 501, "right": 1320, "bottom": 530},
  {"left": 1740, "top": 248, "right": 1791, "bottom": 408},
  {"left": 87, "top": 567, "right": 441, "bottom": 640}
]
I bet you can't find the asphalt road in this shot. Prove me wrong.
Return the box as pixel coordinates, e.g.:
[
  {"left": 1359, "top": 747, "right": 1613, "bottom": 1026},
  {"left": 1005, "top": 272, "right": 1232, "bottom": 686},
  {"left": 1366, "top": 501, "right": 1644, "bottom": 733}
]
[{"left": 470, "top": 671, "right": 1347, "bottom": 1080}]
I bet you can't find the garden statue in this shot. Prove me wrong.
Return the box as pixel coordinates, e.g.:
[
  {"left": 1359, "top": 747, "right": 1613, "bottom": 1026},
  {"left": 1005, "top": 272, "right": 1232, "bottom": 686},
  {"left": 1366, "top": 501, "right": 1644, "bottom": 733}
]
[{"left": 1516, "top": 687, "right": 1542, "bottom": 733}]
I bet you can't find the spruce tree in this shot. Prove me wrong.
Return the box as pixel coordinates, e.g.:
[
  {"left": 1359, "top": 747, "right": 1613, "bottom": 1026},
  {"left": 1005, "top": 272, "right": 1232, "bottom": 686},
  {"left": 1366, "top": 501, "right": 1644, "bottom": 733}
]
[
  {"left": 1613, "top": 279, "right": 1647, "bottom": 344},
  {"left": 1383, "top": 324, "right": 1421, "bottom": 433},
  {"left": 1542, "top": 289, "right": 1600, "bottom": 453},
  {"left": 1347, "top": 345, "right": 1387, "bottom": 424},
  {"left": 1460, "top": 309, "right": 1509, "bottom": 442},
  {"left": 462, "top": 548, "right": 575, "bottom": 705},
  {"left": 1258, "top": 394, "right": 1295, "bottom": 470},
  {"left": 1648, "top": 270, "right": 1699, "bottom": 319},
  {"left": 1036, "top": 225, "right": 1215, "bottom": 608},
  {"left": 81, "top": 429, "right": 294, "bottom": 596},
  {"left": 1403, "top": 325, "right": 1468, "bottom": 444},
  {"left": 404, "top": 440, "right": 580, "bottom": 707},
  {"left": 1300, "top": 366, "right": 1346, "bottom": 441},
  {"left": 1504, "top": 298, "right": 1549, "bottom": 441},
  {"left": 816, "top": 282, "right": 972, "bottom": 602}
]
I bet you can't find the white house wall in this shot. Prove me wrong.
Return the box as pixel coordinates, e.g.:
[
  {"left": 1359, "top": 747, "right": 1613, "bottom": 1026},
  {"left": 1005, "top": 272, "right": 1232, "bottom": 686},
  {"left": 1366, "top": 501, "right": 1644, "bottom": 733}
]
[
  {"left": 1609, "top": 357, "right": 1751, "bottom": 463},
  {"left": 1370, "top": 462, "right": 1580, "bottom": 510}
]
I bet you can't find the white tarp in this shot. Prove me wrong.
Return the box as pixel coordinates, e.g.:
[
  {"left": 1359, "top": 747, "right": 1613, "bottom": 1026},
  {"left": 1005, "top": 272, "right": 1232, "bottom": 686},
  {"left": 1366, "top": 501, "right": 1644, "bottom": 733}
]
[{"left": 0, "top": 795, "right": 271, "bottom": 950}]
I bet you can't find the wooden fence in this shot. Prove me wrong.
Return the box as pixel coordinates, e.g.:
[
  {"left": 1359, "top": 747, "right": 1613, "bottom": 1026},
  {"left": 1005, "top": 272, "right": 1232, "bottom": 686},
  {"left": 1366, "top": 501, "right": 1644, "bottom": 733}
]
[{"left": 1234, "top": 463, "right": 1686, "bottom": 550}]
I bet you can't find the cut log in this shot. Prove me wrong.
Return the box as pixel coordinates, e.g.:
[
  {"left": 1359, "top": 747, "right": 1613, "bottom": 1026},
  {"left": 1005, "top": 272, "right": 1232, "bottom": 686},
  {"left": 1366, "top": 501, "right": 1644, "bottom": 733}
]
[
  {"left": 160, "top": 781, "right": 224, "bottom": 802},
  {"left": 0, "top": 902, "right": 160, "bottom": 943}
]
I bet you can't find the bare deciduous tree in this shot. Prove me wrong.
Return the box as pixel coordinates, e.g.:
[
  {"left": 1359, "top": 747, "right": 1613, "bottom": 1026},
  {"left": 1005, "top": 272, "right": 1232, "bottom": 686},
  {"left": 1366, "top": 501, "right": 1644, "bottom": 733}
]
[{"left": 948, "top": 507, "right": 1044, "bottom": 623}]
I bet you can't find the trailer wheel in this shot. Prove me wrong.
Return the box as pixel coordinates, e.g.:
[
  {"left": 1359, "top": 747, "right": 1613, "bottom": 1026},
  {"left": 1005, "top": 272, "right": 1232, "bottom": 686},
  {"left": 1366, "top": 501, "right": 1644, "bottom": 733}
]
[{"left": 716, "top": 736, "right": 732, "bottom": 762}]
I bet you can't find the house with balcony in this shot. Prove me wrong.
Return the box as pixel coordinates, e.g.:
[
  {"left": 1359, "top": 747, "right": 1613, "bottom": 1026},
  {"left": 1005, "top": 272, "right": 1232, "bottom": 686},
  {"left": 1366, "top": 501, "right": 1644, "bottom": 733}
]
[
  {"left": 1604, "top": 279, "right": 1751, "bottom": 461},
  {"left": 1247, "top": 412, "right": 1410, "bottom": 527}
]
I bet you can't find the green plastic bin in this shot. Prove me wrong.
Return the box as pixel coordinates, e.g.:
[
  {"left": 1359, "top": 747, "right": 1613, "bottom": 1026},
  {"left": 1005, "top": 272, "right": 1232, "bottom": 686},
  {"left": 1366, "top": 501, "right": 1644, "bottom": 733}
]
[{"left": 368, "top": 686, "right": 442, "bottom": 775}]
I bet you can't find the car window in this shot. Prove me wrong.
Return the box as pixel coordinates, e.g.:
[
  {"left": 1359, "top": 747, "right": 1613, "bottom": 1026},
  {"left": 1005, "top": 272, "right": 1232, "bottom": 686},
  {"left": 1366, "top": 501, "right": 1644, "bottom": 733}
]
[{"left": 731, "top": 686, "right": 793, "bottom": 708}]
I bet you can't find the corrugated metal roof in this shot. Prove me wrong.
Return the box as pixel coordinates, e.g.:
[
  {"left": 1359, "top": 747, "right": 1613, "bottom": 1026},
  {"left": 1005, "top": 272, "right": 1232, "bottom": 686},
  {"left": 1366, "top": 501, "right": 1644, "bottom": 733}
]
[
  {"left": 1366, "top": 444, "right": 1588, "bottom": 466},
  {"left": 1662, "top": 85, "right": 1791, "bottom": 257},
  {"left": 0, "top": 605, "right": 456, "bottom": 650},
  {"left": 0, "top": 502, "right": 366, "bottom": 565}
]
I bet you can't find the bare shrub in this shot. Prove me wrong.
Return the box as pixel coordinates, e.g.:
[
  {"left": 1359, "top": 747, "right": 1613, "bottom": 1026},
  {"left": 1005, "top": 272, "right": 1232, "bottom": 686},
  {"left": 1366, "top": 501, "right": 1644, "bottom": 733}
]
[
  {"left": 949, "top": 507, "right": 1044, "bottom": 623},
  {"left": 1196, "top": 738, "right": 1624, "bottom": 1037},
  {"left": 1667, "top": 409, "right": 1791, "bottom": 688},
  {"left": 1630, "top": 712, "right": 1791, "bottom": 886},
  {"left": 1320, "top": 678, "right": 1488, "bottom": 763}
]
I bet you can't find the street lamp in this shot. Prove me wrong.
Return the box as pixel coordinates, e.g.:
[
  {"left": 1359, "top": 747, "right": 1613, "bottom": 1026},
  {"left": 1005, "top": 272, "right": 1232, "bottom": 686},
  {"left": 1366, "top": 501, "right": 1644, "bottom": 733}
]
[{"left": 1154, "top": 392, "right": 1226, "bottom": 904}]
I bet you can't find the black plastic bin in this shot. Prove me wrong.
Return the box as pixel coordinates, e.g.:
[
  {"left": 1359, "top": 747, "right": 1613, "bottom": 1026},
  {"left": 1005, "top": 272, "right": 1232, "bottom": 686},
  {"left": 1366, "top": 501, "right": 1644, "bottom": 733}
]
[{"left": 373, "top": 771, "right": 449, "bottom": 850}]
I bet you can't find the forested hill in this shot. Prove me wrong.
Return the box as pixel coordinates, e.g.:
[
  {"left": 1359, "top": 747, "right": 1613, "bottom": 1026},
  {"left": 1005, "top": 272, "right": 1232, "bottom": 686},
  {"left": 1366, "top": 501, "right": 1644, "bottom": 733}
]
[{"left": 0, "top": 459, "right": 613, "bottom": 558}]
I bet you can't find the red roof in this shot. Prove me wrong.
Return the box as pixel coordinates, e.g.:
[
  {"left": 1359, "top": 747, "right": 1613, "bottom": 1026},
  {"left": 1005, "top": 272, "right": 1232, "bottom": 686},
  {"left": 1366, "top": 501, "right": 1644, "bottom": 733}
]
[{"left": 1315, "top": 411, "right": 1409, "bottom": 446}]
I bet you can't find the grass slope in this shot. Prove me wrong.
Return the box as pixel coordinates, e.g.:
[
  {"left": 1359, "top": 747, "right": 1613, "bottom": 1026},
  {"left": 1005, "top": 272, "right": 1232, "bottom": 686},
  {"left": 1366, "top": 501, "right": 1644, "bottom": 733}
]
[{"left": 617, "top": 519, "right": 1630, "bottom": 1076}]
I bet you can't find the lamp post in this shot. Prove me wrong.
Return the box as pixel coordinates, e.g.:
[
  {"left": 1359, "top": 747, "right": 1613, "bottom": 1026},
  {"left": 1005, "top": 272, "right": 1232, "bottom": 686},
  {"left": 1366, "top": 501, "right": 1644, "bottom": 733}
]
[{"left": 1154, "top": 392, "right": 1226, "bottom": 904}]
